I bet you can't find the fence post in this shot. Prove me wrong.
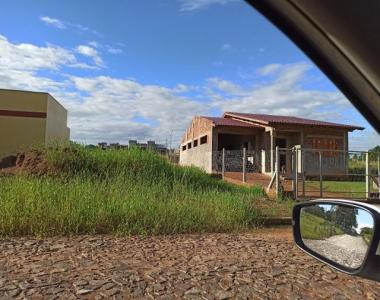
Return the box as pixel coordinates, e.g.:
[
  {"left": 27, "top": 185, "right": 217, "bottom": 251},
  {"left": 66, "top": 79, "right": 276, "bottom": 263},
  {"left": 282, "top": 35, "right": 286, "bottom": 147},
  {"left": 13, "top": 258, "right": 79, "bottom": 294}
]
[
  {"left": 222, "top": 148, "right": 225, "bottom": 179},
  {"left": 366, "top": 152, "right": 370, "bottom": 199},
  {"left": 294, "top": 148, "right": 298, "bottom": 200},
  {"left": 302, "top": 147, "right": 305, "bottom": 197},
  {"left": 261, "top": 150, "right": 266, "bottom": 173},
  {"left": 291, "top": 148, "right": 295, "bottom": 194},
  {"left": 319, "top": 151, "right": 323, "bottom": 198},
  {"left": 275, "top": 146, "right": 280, "bottom": 197},
  {"left": 242, "top": 148, "right": 247, "bottom": 184},
  {"left": 378, "top": 153, "right": 380, "bottom": 197}
]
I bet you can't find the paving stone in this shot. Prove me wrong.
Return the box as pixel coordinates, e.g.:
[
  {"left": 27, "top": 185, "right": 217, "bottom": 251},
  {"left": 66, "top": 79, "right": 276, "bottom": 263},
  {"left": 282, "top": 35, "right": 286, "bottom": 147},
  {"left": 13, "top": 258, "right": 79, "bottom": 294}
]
[
  {"left": 185, "top": 287, "right": 202, "bottom": 295},
  {"left": 0, "top": 228, "right": 379, "bottom": 299},
  {"left": 76, "top": 288, "right": 93, "bottom": 295},
  {"left": 214, "top": 289, "right": 235, "bottom": 299},
  {"left": 101, "top": 287, "right": 120, "bottom": 297}
]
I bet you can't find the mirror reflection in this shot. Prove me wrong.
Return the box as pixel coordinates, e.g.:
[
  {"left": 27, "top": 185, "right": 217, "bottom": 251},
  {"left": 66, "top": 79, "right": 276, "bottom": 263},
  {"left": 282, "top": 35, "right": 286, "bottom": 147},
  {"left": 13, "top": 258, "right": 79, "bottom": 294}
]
[{"left": 300, "top": 204, "right": 374, "bottom": 269}]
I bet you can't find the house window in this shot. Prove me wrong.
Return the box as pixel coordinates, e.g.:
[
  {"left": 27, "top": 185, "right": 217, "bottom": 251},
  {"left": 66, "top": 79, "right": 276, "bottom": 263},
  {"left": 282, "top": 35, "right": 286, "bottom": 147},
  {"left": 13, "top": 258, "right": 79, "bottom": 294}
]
[
  {"left": 187, "top": 142, "right": 192, "bottom": 149},
  {"left": 200, "top": 135, "right": 208, "bottom": 145},
  {"left": 193, "top": 139, "right": 198, "bottom": 147},
  {"left": 312, "top": 138, "right": 338, "bottom": 157},
  {"left": 182, "top": 145, "right": 186, "bottom": 151}
]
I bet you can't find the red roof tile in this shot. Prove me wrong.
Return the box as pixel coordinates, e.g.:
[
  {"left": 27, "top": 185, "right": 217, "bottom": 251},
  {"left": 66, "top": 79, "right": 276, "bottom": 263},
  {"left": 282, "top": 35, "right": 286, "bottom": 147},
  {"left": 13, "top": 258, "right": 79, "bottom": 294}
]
[
  {"left": 223, "top": 112, "right": 364, "bottom": 131},
  {"left": 202, "top": 116, "right": 263, "bottom": 128}
]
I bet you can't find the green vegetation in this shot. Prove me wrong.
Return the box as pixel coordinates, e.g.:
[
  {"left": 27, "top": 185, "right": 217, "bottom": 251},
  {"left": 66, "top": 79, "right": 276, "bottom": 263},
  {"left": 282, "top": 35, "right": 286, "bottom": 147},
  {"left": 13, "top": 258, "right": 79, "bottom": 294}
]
[
  {"left": 305, "top": 180, "right": 366, "bottom": 198},
  {"left": 362, "top": 232, "right": 373, "bottom": 245},
  {"left": 0, "top": 145, "right": 292, "bottom": 237},
  {"left": 300, "top": 212, "right": 343, "bottom": 240},
  {"left": 348, "top": 146, "right": 380, "bottom": 181},
  {"left": 361, "top": 227, "right": 374, "bottom": 245}
]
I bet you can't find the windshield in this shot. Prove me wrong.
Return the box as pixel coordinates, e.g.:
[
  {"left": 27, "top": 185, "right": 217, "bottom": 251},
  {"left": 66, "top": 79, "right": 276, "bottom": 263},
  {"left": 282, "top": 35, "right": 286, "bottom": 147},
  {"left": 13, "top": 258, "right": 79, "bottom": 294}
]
[{"left": 0, "top": 0, "right": 379, "bottom": 298}]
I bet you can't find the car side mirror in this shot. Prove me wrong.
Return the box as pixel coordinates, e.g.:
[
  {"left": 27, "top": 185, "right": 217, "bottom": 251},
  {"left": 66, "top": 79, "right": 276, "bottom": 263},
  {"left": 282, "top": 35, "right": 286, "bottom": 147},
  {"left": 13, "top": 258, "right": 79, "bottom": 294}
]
[{"left": 293, "top": 200, "right": 380, "bottom": 281}]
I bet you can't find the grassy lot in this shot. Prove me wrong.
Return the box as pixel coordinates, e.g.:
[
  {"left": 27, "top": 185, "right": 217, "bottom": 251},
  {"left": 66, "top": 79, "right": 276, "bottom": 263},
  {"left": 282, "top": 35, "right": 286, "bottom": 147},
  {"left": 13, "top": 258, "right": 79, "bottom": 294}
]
[
  {"left": 0, "top": 145, "right": 293, "bottom": 237},
  {"left": 305, "top": 180, "right": 366, "bottom": 198},
  {"left": 300, "top": 212, "right": 343, "bottom": 240}
]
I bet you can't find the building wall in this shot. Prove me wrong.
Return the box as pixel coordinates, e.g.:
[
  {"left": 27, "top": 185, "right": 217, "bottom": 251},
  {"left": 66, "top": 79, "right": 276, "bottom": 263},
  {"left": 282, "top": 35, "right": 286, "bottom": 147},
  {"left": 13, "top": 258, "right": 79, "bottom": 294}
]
[
  {"left": 180, "top": 117, "right": 213, "bottom": 173},
  {"left": 0, "top": 90, "right": 48, "bottom": 159},
  {"left": 302, "top": 127, "right": 348, "bottom": 174},
  {"left": 0, "top": 89, "right": 69, "bottom": 159},
  {"left": 181, "top": 116, "right": 213, "bottom": 143},
  {"left": 0, "top": 89, "right": 47, "bottom": 112},
  {"left": 45, "top": 94, "right": 70, "bottom": 146},
  {"left": 179, "top": 128, "right": 212, "bottom": 173},
  {"left": 0, "top": 116, "right": 46, "bottom": 159},
  {"left": 270, "top": 124, "right": 349, "bottom": 175},
  {"left": 179, "top": 137, "right": 213, "bottom": 173}
]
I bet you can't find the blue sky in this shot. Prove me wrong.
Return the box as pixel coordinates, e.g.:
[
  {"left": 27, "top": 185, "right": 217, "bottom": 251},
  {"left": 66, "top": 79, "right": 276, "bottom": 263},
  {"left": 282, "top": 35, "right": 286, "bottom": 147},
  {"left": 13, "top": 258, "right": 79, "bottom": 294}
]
[{"left": 0, "top": 0, "right": 378, "bottom": 148}]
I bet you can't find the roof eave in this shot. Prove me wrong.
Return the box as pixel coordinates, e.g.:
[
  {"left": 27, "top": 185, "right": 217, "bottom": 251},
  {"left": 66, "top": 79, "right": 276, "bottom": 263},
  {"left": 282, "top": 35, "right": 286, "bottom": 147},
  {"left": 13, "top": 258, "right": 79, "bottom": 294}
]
[
  {"left": 267, "top": 121, "right": 365, "bottom": 132},
  {"left": 223, "top": 112, "right": 270, "bottom": 125}
]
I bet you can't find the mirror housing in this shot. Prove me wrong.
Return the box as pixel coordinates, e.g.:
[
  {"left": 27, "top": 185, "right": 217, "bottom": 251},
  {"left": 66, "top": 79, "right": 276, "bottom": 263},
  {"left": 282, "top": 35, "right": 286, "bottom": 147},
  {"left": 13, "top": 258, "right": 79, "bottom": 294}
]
[{"left": 293, "top": 199, "right": 380, "bottom": 281}]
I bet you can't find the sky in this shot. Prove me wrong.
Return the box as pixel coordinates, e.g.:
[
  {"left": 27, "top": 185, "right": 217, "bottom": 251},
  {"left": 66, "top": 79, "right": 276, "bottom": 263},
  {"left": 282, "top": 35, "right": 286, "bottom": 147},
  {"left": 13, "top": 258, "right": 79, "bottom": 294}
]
[{"left": 0, "top": 0, "right": 379, "bottom": 149}]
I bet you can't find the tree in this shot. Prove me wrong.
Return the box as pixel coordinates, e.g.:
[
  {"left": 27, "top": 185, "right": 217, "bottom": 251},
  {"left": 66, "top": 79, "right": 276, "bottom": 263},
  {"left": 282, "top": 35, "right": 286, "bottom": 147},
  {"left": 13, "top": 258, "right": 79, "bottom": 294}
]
[
  {"left": 334, "top": 206, "right": 358, "bottom": 235},
  {"left": 369, "top": 145, "right": 380, "bottom": 161},
  {"left": 304, "top": 205, "right": 326, "bottom": 219}
]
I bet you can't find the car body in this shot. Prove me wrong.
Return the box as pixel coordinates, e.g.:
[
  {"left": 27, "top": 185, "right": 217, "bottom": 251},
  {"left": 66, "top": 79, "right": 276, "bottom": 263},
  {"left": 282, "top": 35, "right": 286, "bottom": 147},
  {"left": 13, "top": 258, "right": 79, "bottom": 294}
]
[{"left": 245, "top": 0, "right": 380, "bottom": 281}]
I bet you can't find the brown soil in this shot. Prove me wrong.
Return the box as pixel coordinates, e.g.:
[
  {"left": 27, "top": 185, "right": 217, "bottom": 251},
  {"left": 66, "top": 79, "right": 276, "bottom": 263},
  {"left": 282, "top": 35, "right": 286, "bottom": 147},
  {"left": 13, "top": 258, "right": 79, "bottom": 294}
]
[{"left": 0, "top": 151, "right": 50, "bottom": 176}]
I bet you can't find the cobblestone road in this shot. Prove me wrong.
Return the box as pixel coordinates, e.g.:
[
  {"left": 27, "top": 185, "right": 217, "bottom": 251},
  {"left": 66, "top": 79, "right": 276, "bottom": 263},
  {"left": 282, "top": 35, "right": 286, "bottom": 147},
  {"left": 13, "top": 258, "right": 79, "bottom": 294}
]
[{"left": 0, "top": 228, "right": 379, "bottom": 299}]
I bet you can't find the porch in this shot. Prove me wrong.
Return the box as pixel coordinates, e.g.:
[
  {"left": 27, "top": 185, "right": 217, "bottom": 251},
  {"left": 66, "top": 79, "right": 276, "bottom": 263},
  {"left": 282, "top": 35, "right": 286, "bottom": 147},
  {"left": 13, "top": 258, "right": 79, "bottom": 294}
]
[{"left": 213, "top": 127, "right": 303, "bottom": 176}]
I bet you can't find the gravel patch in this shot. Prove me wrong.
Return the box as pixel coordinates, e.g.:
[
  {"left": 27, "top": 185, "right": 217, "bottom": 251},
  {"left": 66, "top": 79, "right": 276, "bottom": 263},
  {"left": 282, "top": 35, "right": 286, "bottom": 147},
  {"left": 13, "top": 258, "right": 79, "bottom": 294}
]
[
  {"left": 0, "top": 228, "right": 379, "bottom": 299},
  {"left": 304, "top": 234, "right": 369, "bottom": 269}
]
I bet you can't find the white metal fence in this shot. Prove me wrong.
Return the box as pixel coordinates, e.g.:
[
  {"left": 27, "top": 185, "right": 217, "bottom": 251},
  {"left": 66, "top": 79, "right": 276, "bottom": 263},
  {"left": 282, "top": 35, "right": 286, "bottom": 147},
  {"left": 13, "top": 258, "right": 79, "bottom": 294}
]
[
  {"left": 212, "top": 149, "right": 261, "bottom": 182},
  {"left": 212, "top": 147, "right": 380, "bottom": 200},
  {"left": 277, "top": 147, "right": 380, "bottom": 200}
]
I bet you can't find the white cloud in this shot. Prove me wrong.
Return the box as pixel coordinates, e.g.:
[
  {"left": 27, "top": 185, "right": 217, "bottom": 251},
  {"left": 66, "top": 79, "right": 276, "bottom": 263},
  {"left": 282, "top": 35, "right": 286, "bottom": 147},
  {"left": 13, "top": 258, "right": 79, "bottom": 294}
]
[
  {"left": 106, "top": 46, "right": 123, "bottom": 54},
  {"left": 40, "top": 16, "right": 101, "bottom": 37},
  {"left": 62, "top": 62, "right": 372, "bottom": 147},
  {"left": 350, "top": 130, "right": 380, "bottom": 151},
  {"left": 40, "top": 16, "right": 66, "bottom": 29},
  {"left": 0, "top": 33, "right": 376, "bottom": 148},
  {"left": 221, "top": 43, "right": 232, "bottom": 51},
  {"left": 208, "top": 62, "right": 352, "bottom": 121},
  {"left": 88, "top": 41, "right": 99, "bottom": 48},
  {"left": 87, "top": 41, "right": 123, "bottom": 55},
  {"left": 64, "top": 76, "right": 205, "bottom": 143},
  {"left": 0, "top": 35, "right": 76, "bottom": 71},
  {"left": 258, "top": 64, "right": 282, "bottom": 76},
  {"left": 207, "top": 77, "right": 242, "bottom": 95},
  {"left": 179, "top": 0, "right": 237, "bottom": 11},
  {"left": 75, "top": 45, "right": 104, "bottom": 67},
  {"left": 0, "top": 35, "right": 97, "bottom": 92}
]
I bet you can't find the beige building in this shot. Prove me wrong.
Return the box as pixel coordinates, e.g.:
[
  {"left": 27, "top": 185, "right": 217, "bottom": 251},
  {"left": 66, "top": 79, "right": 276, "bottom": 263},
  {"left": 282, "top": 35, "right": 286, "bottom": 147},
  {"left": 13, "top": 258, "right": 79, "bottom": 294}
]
[
  {"left": 180, "top": 112, "right": 364, "bottom": 175},
  {"left": 0, "top": 89, "right": 70, "bottom": 159}
]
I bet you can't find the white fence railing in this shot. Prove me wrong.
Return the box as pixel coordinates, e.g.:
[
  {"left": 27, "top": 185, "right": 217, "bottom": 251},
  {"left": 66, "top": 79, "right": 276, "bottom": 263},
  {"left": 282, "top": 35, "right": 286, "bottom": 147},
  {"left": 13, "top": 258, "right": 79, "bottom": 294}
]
[{"left": 278, "top": 147, "right": 380, "bottom": 200}]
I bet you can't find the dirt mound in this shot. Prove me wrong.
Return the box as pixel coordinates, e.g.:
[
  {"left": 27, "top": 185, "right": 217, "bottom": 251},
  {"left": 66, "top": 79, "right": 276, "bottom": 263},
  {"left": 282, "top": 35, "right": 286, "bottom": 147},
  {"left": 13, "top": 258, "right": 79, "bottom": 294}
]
[{"left": 0, "top": 151, "right": 51, "bottom": 175}]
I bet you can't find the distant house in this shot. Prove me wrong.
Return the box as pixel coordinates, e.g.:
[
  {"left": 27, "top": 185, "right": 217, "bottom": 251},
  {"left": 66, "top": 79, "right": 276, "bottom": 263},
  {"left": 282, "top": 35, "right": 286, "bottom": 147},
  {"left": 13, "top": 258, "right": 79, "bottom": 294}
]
[
  {"left": 128, "top": 140, "right": 168, "bottom": 154},
  {"left": 179, "top": 112, "right": 364, "bottom": 175},
  {"left": 0, "top": 89, "right": 70, "bottom": 159},
  {"left": 97, "top": 140, "right": 168, "bottom": 154}
]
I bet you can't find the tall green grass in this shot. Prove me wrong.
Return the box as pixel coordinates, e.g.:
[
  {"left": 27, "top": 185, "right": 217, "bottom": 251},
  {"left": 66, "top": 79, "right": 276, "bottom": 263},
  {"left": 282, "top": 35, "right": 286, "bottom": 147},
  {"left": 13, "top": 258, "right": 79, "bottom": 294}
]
[
  {"left": 300, "top": 212, "right": 342, "bottom": 240},
  {"left": 0, "top": 145, "right": 291, "bottom": 237}
]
